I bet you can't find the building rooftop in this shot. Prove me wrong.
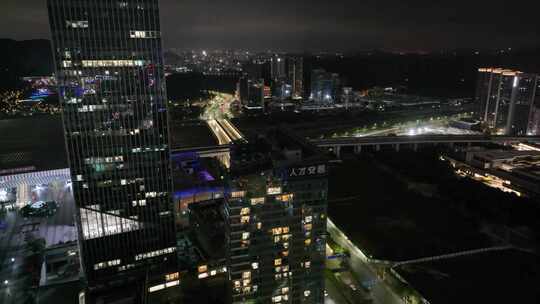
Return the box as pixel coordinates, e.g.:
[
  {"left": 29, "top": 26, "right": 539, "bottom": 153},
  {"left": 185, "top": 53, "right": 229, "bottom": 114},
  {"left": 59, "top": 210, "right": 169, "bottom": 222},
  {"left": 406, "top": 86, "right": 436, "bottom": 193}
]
[{"left": 170, "top": 120, "right": 219, "bottom": 150}]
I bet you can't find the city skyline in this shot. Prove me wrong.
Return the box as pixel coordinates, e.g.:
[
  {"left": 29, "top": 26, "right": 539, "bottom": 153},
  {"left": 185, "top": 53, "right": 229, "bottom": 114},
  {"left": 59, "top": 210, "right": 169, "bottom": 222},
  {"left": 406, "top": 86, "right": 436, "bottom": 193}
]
[
  {"left": 1, "top": 0, "right": 540, "bottom": 52},
  {"left": 1, "top": 1, "right": 540, "bottom": 304}
]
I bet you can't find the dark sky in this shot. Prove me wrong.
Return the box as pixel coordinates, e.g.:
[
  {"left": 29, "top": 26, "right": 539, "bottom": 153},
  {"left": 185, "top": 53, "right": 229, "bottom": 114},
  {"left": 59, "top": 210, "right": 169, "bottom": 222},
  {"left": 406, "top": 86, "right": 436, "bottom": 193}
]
[{"left": 1, "top": 0, "right": 539, "bottom": 52}]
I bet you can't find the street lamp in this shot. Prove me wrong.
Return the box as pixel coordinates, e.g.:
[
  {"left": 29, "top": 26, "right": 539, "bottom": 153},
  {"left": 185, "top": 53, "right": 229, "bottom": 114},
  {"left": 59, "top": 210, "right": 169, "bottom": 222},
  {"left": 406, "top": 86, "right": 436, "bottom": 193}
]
[{"left": 3, "top": 280, "right": 8, "bottom": 285}]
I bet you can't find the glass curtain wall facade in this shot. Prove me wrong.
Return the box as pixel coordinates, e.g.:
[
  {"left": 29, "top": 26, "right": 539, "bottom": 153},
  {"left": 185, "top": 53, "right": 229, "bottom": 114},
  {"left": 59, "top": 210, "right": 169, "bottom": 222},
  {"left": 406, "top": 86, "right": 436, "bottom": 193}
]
[
  {"left": 475, "top": 68, "right": 538, "bottom": 135},
  {"left": 47, "top": 0, "right": 177, "bottom": 289}
]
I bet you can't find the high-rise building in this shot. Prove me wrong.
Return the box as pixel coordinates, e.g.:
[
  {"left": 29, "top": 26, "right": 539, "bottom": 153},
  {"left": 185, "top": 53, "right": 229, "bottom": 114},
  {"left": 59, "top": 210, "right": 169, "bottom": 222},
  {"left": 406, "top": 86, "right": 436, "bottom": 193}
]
[
  {"left": 287, "top": 57, "right": 304, "bottom": 99},
  {"left": 528, "top": 77, "right": 540, "bottom": 135},
  {"left": 237, "top": 76, "right": 265, "bottom": 108},
  {"left": 47, "top": 0, "right": 178, "bottom": 300},
  {"left": 271, "top": 55, "right": 287, "bottom": 82},
  {"left": 310, "top": 69, "right": 341, "bottom": 103},
  {"left": 341, "top": 87, "right": 354, "bottom": 108},
  {"left": 226, "top": 130, "right": 328, "bottom": 304},
  {"left": 270, "top": 56, "right": 304, "bottom": 100},
  {"left": 475, "top": 68, "right": 539, "bottom": 135}
]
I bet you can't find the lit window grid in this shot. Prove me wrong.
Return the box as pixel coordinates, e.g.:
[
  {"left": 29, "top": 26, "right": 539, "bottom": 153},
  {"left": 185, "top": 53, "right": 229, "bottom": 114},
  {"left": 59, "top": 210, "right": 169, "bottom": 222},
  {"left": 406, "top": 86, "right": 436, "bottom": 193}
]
[{"left": 47, "top": 0, "right": 176, "bottom": 284}]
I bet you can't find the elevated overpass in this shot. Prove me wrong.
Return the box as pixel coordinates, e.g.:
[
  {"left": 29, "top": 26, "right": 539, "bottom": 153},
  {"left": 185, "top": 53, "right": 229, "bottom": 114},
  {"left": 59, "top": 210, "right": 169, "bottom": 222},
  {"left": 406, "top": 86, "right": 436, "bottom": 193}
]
[{"left": 311, "top": 135, "right": 540, "bottom": 157}]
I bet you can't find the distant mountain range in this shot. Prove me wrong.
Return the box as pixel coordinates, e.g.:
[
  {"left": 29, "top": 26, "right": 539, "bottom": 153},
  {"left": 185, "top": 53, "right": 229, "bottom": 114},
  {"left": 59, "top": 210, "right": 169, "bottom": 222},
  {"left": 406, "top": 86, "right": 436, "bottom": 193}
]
[{"left": 0, "top": 39, "right": 54, "bottom": 89}]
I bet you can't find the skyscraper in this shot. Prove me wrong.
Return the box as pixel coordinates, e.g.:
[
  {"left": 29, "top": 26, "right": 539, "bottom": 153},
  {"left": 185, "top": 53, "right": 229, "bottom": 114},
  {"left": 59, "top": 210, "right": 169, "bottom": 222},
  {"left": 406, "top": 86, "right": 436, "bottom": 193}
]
[
  {"left": 47, "top": 0, "right": 178, "bottom": 300},
  {"left": 271, "top": 55, "right": 287, "bottom": 82},
  {"left": 287, "top": 57, "right": 304, "bottom": 100},
  {"left": 310, "top": 69, "right": 341, "bottom": 103},
  {"left": 475, "top": 68, "right": 539, "bottom": 135}
]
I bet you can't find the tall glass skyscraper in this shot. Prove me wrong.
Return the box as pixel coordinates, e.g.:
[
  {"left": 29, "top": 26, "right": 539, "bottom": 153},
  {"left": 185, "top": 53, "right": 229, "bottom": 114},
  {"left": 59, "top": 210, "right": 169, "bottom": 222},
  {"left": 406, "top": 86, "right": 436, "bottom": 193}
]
[
  {"left": 47, "top": 0, "right": 178, "bottom": 297},
  {"left": 475, "top": 68, "right": 539, "bottom": 135}
]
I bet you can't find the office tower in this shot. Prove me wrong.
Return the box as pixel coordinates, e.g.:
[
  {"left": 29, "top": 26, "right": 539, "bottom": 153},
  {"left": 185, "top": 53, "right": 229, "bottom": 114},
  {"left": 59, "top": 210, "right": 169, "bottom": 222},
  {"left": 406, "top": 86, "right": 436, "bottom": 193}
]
[
  {"left": 47, "top": 0, "right": 178, "bottom": 299},
  {"left": 475, "top": 68, "right": 539, "bottom": 135},
  {"left": 287, "top": 57, "right": 304, "bottom": 99},
  {"left": 271, "top": 55, "right": 287, "bottom": 82},
  {"left": 341, "top": 87, "right": 354, "bottom": 108},
  {"left": 237, "top": 76, "right": 265, "bottom": 108},
  {"left": 310, "top": 69, "right": 341, "bottom": 103},
  {"left": 226, "top": 130, "right": 328, "bottom": 304},
  {"left": 273, "top": 80, "right": 292, "bottom": 101},
  {"left": 528, "top": 78, "right": 540, "bottom": 135}
]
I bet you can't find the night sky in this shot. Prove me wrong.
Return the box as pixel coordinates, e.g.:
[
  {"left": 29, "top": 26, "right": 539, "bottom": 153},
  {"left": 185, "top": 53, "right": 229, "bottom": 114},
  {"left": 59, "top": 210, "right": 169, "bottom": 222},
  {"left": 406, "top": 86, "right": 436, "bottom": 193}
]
[{"left": 1, "top": 0, "right": 539, "bottom": 52}]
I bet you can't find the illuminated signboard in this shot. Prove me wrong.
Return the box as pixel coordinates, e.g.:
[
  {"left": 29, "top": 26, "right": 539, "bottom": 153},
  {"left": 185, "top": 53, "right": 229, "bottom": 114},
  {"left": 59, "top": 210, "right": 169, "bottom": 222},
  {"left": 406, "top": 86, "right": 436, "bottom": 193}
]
[{"left": 287, "top": 164, "right": 326, "bottom": 178}]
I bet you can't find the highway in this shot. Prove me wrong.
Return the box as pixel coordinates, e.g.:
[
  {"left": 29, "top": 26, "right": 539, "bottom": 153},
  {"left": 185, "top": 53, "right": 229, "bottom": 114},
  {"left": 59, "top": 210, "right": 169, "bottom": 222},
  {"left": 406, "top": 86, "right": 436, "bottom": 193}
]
[
  {"left": 327, "top": 219, "right": 404, "bottom": 304},
  {"left": 207, "top": 119, "right": 233, "bottom": 145},
  {"left": 218, "top": 119, "right": 245, "bottom": 142}
]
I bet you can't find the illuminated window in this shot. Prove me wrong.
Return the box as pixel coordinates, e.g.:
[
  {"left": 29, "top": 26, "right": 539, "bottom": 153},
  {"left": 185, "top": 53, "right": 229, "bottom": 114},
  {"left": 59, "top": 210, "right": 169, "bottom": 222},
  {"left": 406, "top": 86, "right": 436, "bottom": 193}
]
[
  {"left": 94, "top": 259, "right": 120, "bottom": 270},
  {"left": 304, "top": 290, "right": 311, "bottom": 297},
  {"left": 66, "top": 20, "right": 89, "bottom": 28},
  {"left": 277, "top": 194, "right": 293, "bottom": 202},
  {"left": 256, "top": 222, "right": 262, "bottom": 229},
  {"left": 251, "top": 262, "right": 259, "bottom": 269},
  {"left": 242, "top": 232, "right": 250, "bottom": 240},
  {"left": 242, "top": 271, "right": 251, "bottom": 279},
  {"left": 282, "top": 287, "right": 289, "bottom": 294},
  {"left": 132, "top": 199, "right": 146, "bottom": 206},
  {"left": 231, "top": 191, "right": 245, "bottom": 198},
  {"left": 304, "top": 223, "right": 312, "bottom": 231},
  {"left": 166, "top": 280, "right": 179, "bottom": 288},
  {"left": 305, "top": 239, "right": 311, "bottom": 246},
  {"left": 267, "top": 186, "right": 282, "bottom": 195},
  {"left": 272, "top": 227, "right": 283, "bottom": 235},
  {"left": 241, "top": 216, "right": 250, "bottom": 224},
  {"left": 243, "top": 279, "right": 251, "bottom": 286},
  {"left": 198, "top": 265, "right": 207, "bottom": 273},
  {"left": 305, "top": 216, "right": 313, "bottom": 223},
  {"left": 240, "top": 207, "right": 250, "bottom": 215},
  {"left": 274, "top": 258, "right": 282, "bottom": 266},
  {"left": 272, "top": 295, "right": 282, "bottom": 303},
  {"left": 250, "top": 197, "right": 265, "bottom": 205},
  {"left": 148, "top": 284, "right": 165, "bottom": 293},
  {"left": 129, "top": 30, "right": 160, "bottom": 39},
  {"left": 305, "top": 261, "right": 311, "bottom": 268},
  {"left": 234, "top": 280, "right": 241, "bottom": 288},
  {"left": 165, "top": 272, "right": 179, "bottom": 281},
  {"left": 198, "top": 273, "right": 208, "bottom": 279},
  {"left": 81, "top": 60, "right": 146, "bottom": 67}
]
